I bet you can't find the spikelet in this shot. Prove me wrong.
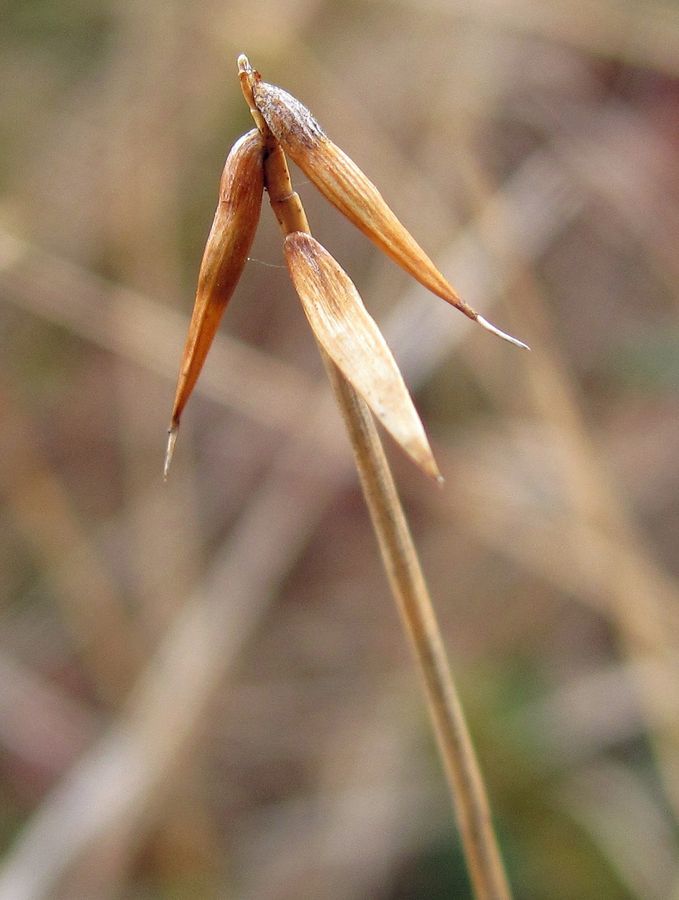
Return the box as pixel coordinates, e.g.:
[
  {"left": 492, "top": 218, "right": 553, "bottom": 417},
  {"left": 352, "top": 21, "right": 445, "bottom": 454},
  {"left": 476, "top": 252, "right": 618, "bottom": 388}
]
[
  {"left": 285, "top": 231, "right": 441, "bottom": 481},
  {"left": 253, "top": 79, "right": 527, "bottom": 350},
  {"left": 165, "top": 128, "right": 265, "bottom": 475}
]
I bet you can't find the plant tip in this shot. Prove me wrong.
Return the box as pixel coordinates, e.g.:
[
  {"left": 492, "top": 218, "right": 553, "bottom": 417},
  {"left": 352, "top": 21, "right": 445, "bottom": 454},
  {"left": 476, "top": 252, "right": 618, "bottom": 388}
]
[
  {"left": 164, "top": 424, "right": 178, "bottom": 481},
  {"left": 426, "top": 459, "right": 444, "bottom": 484},
  {"left": 476, "top": 315, "right": 530, "bottom": 351}
]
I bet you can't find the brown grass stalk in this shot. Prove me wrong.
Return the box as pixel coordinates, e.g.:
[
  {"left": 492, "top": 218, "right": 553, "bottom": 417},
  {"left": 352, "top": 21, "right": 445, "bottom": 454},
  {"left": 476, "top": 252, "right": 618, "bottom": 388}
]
[
  {"left": 324, "top": 356, "right": 511, "bottom": 900},
  {"left": 239, "top": 57, "right": 511, "bottom": 900}
]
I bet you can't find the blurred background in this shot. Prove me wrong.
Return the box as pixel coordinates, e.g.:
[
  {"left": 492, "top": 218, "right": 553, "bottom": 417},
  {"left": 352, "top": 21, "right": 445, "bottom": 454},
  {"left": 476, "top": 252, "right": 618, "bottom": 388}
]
[{"left": 1, "top": 0, "right": 678, "bottom": 897}]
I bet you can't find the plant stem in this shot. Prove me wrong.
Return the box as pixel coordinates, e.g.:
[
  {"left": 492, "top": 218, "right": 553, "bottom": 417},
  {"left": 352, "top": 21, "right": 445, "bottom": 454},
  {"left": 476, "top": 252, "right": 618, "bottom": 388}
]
[
  {"left": 323, "top": 355, "right": 510, "bottom": 900},
  {"left": 240, "top": 58, "right": 510, "bottom": 896}
]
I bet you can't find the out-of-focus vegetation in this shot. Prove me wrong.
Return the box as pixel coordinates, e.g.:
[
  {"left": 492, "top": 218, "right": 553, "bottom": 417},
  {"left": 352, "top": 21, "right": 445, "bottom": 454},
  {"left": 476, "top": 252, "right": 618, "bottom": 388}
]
[{"left": 1, "top": 1, "right": 678, "bottom": 897}]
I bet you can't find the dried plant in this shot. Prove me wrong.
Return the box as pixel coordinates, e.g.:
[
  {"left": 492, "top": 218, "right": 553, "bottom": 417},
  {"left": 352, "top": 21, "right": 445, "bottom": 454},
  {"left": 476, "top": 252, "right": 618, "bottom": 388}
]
[{"left": 166, "top": 55, "right": 527, "bottom": 899}]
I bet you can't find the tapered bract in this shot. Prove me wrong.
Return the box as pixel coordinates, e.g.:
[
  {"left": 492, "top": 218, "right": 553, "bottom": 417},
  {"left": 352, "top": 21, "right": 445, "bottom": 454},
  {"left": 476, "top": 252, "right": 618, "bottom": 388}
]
[
  {"left": 169, "top": 129, "right": 265, "bottom": 431},
  {"left": 253, "top": 81, "right": 468, "bottom": 306},
  {"left": 285, "top": 232, "right": 441, "bottom": 481},
  {"left": 252, "top": 80, "right": 528, "bottom": 350}
]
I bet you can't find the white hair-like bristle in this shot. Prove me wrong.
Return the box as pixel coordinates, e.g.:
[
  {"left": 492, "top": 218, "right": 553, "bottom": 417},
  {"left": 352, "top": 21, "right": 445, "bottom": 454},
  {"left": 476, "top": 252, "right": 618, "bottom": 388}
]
[{"left": 476, "top": 315, "right": 530, "bottom": 350}]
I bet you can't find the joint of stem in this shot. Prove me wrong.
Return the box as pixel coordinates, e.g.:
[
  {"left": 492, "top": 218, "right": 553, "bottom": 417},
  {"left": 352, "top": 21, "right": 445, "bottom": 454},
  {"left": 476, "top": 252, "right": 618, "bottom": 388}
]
[{"left": 269, "top": 194, "right": 310, "bottom": 235}]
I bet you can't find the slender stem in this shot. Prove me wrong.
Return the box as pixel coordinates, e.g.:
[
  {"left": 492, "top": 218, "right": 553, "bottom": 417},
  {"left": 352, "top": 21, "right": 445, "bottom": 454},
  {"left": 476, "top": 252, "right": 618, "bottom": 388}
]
[
  {"left": 239, "top": 55, "right": 510, "bottom": 898},
  {"left": 324, "top": 357, "right": 510, "bottom": 900}
]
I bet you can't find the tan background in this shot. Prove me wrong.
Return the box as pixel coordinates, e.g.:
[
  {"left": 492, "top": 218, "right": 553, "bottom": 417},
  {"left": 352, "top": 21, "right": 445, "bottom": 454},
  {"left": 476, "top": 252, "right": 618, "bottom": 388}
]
[{"left": 1, "top": 1, "right": 678, "bottom": 897}]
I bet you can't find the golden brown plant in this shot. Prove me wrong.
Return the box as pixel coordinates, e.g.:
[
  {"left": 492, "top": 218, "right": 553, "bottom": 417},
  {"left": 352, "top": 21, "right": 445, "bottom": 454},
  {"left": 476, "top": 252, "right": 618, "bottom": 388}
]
[
  {"left": 166, "top": 55, "right": 522, "bottom": 899},
  {"left": 166, "top": 56, "right": 527, "bottom": 478},
  {"left": 252, "top": 75, "right": 528, "bottom": 348},
  {"left": 284, "top": 231, "right": 441, "bottom": 480},
  {"left": 168, "top": 129, "right": 264, "bottom": 439}
]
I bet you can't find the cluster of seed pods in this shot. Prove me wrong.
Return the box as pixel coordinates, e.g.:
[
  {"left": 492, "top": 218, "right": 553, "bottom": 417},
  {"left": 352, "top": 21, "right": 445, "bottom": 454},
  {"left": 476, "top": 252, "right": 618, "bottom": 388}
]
[{"left": 166, "top": 55, "right": 528, "bottom": 479}]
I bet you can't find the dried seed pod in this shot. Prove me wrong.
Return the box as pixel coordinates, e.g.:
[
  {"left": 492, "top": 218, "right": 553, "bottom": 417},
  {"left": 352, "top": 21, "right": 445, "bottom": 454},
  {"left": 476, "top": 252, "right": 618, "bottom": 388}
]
[
  {"left": 285, "top": 231, "right": 441, "bottom": 481},
  {"left": 252, "top": 79, "right": 527, "bottom": 350},
  {"left": 165, "top": 128, "right": 265, "bottom": 474}
]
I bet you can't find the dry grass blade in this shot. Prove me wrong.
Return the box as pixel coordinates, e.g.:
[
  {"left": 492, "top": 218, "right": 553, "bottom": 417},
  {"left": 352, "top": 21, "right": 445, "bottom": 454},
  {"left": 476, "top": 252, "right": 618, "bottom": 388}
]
[
  {"left": 285, "top": 231, "right": 441, "bottom": 481},
  {"left": 165, "top": 128, "right": 265, "bottom": 474},
  {"left": 253, "top": 79, "right": 528, "bottom": 351}
]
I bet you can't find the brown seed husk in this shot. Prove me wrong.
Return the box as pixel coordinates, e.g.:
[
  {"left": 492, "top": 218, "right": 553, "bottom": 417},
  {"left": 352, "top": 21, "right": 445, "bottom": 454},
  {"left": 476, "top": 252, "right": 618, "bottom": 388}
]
[
  {"left": 169, "top": 129, "right": 265, "bottom": 429},
  {"left": 285, "top": 232, "right": 441, "bottom": 481},
  {"left": 253, "top": 80, "right": 476, "bottom": 318}
]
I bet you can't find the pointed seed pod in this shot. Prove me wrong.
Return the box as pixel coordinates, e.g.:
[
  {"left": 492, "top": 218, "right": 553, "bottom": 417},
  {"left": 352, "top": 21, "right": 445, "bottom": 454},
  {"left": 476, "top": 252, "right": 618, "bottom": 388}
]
[
  {"left": 253, "top": 80, "right": 527, "bottom": 350},
  {"left": 165, "top": 128, "right": 265, "bottom": 475},
  {"left": 285, "top": 231, "right": 441, "bottom": 481}
]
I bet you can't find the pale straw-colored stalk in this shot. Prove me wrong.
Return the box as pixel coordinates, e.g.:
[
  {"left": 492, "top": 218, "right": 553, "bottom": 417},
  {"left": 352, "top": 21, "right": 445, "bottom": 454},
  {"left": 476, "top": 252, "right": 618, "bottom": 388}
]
[{"left": 324, "top": 356, "right": 511, "bottom": 900}]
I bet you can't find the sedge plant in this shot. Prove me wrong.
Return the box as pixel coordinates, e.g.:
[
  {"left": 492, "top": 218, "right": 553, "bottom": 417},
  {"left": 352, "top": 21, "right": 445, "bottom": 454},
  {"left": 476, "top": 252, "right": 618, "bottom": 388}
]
[{"left": 166, "top": 54, "right": 527, "bottom": 899}]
